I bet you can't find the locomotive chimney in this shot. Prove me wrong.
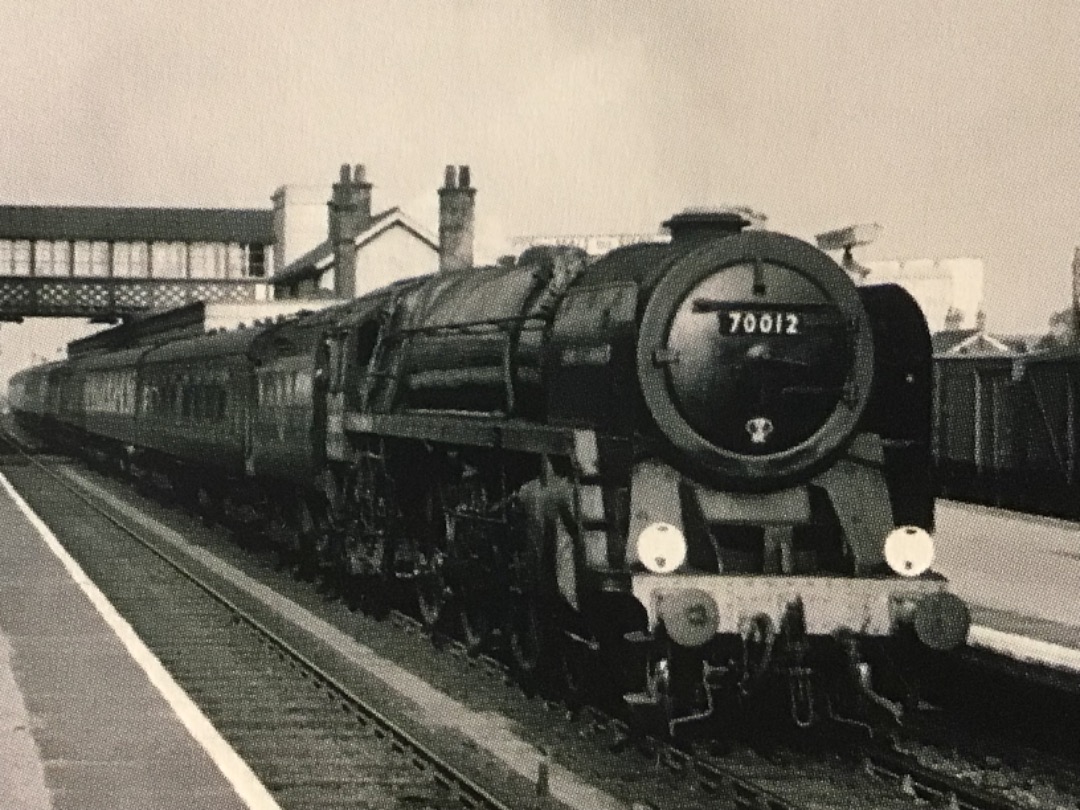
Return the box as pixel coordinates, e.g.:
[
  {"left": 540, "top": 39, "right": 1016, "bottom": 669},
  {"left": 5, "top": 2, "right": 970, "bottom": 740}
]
[
  {"left": 662, "top": 206, "right": 764, "bottom": 245},
  {"left": 438, "top": 164, "right": 476, "bottom": 272},
  {"left": 328, "top": 163, "right": 373, "bottom": 298}
]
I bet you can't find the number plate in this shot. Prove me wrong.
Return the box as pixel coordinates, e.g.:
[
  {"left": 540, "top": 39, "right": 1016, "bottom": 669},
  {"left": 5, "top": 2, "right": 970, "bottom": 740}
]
[{"left": 720, "top": 310, "right": 801, "bottom": 336}]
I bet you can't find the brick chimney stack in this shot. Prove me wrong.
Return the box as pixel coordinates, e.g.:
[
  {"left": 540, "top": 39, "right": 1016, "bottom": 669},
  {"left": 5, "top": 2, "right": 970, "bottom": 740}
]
[
  {"left": 438, "top": 165, "right": 475, "bottom": 272},
  {"left": 329, "top": 163, "right": 373, "bottom": 298}
]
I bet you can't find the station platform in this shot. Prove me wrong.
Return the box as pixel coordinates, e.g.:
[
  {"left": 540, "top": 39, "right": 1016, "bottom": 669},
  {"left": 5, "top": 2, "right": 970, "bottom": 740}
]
[
  {"left": 0, "top": 473, "right": 277, "bottom": 810},
  {"left": 934, "top": 499, "right": 1080, "bottom": 671}
]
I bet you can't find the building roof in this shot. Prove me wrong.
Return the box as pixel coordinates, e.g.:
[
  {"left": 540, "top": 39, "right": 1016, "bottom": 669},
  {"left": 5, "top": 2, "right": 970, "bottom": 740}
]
[
  {"left": 275, "top": 242, "right": 336, "bottom": 283},
  {"left": 0, "top": 205, "right": 274, "bottom": 244},
  {"left": 933, "top": 328, "right": 1025, "bottom": 357},
  {"left": 931, "top": 328, "right": 979, "bottom": 355},
  {"left": 271, "top": 207, "right": 437, "bottom": 285}
]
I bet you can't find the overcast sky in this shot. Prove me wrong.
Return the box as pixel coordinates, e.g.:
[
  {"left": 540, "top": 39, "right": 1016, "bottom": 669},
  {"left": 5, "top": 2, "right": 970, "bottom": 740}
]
[{"left": 2, "top": 1, "right": 1079, "bottom": 377}]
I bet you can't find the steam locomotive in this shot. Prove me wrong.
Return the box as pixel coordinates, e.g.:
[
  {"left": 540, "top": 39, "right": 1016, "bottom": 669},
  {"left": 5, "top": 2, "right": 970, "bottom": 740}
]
[{"left": 10, "top": 207, "right": 970, "bottom": 734}]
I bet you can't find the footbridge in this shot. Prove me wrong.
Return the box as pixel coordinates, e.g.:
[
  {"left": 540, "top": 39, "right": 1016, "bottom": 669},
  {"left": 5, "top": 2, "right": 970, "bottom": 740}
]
[{"left": 0, "top": 205, "right": 274, "bottom": 321}]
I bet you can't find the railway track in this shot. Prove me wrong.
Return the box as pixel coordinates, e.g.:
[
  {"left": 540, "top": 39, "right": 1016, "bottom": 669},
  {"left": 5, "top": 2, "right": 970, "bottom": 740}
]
[
  {"left": 0, "top": 430, "right": 1063, "bottom": 810},
  {"left": 392, "top": 610, "right": 1025, "bottom": 810},
  {"left": 0, "top": 433, "right": 518, "bottom": 810}
]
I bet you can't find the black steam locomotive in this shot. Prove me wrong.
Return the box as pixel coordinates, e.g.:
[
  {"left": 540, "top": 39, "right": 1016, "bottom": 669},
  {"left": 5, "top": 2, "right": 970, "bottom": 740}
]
[{"left": 11, "top": 207, "right": 969, "bottom": 733}]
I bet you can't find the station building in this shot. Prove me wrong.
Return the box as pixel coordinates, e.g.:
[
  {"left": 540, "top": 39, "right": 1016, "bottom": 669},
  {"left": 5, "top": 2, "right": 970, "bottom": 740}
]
[
  {"left": 269, "top": 164, "right": 454, "bottom": 302},
  {"left": 50, "top": 164, "right": 478, "bottom": 348},
  {"left": 0, "top": 160, "right": 477, "bottom": 327}
]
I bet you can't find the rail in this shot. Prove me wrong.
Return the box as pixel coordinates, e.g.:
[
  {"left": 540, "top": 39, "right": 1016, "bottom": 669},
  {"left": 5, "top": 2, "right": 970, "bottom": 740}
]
[
  {"left": 0, "top": 428, "right": 1039, "bottom": 810},
  {"left": 0, "top": 431, "right": 514, "bottom": 810}
]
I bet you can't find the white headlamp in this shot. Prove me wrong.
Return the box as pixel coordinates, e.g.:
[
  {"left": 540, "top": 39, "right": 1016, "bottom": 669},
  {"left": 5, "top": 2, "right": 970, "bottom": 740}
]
[
  {"left": 884, "top": 526, "right": 935, "bottom": 577},
  {"left": 636, "top": 522, "right": 687, "bottom": 574}
]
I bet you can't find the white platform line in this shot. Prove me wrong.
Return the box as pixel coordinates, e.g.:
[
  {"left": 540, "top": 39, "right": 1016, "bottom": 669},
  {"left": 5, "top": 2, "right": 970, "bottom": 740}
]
[
  {"left": 0, "top": 472, "right": 282, "bottom": 810},
  {"left": 968, "top": 624, "right": 1080, "bottom": 673}
]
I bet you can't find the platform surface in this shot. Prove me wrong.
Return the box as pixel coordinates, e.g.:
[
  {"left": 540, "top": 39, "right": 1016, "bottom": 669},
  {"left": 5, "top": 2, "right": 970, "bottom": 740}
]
[
  {"left": 0, "top": 473, "right": 273, "bottom": 810},
  {"left": 935, "top": 499, "right": 1080, "bottom": 664}
]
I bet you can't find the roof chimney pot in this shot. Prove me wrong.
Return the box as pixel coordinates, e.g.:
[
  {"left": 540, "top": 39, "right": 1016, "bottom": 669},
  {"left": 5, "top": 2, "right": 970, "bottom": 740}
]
[
  {"left": 438, "top": 165, "right": 476, "bottom": 272},
  {"left": 329, "top": 162, "right": 374, "bottom": 298}
]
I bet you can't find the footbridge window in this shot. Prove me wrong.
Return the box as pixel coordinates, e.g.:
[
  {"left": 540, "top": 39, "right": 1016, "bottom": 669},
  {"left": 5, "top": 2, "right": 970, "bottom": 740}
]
[
  {"left": 10, "top": 241, "right": 31, "bottom": 276},
  {"left": 113, "top": 243, "right": 150, "bottom": 278},
  {"left": 33, "top": 241, "right": 71, "bottom": 276}
]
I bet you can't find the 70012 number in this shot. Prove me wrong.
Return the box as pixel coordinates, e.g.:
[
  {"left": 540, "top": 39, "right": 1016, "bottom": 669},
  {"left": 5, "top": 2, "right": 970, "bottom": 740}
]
[{"left": 722, "top": 311, "right": 800, "bottom": 335}]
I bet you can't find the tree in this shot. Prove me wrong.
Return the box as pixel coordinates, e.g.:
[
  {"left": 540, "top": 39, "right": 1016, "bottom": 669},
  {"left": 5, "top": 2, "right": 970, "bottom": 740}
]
[
  {"left": 943, "top": 307, "right": 964, "bottom": 330},
  {"left": 1035, "top": 308, "right": 1079, "bottom": 351}
]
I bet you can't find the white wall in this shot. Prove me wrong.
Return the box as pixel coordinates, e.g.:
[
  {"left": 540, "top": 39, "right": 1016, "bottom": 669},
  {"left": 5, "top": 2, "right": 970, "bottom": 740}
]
[
  {"left": 353, "top": 225, "right": 438, "bottom": 298},
  {"left": 272, "top": 185, "right": 331, "bottom": 275}
]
